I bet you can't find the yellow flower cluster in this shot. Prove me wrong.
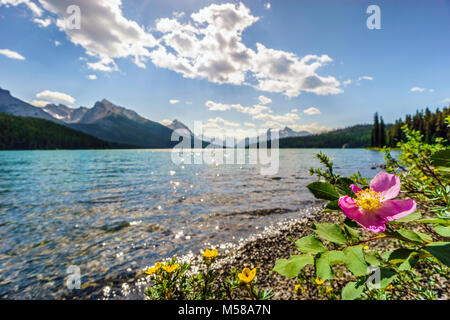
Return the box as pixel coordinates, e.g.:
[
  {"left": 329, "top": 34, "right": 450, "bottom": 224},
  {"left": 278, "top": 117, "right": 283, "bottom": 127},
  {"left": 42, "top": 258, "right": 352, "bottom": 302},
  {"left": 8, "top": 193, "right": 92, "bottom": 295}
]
[
  {"left": 202, "top": 248, "right": 218, "bottom": 260},
  {"left": 162, "top": 262, "right": 180, "bottom": 273},
  {"left": 145, "top": 261, "right": 180, "bottom": 275},
  {"left": 145, "top": 262, "right": 162, "bottom": 275},
  {"left": 315, "top": 277, "right": 324, "bottom": 285}
]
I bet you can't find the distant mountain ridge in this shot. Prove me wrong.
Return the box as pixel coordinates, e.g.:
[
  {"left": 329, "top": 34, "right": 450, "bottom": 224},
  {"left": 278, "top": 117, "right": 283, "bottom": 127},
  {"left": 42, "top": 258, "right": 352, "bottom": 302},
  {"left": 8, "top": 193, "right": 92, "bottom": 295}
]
[{"left": 0, "top": 88, "right": 206, "bottom": 148}]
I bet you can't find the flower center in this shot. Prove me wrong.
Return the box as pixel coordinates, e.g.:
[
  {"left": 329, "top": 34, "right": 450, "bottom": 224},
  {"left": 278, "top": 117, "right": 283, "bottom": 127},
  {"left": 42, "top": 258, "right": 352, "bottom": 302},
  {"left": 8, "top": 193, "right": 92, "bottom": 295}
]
[{"left": 355, "top": 189, "right": 382, "bottom": 211}]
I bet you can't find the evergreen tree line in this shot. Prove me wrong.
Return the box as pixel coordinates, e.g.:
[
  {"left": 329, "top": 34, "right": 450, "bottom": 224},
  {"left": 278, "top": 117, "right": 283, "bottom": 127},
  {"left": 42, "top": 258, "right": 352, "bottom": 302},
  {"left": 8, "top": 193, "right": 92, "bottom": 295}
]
[
  {"left": 371, "top": 107, "right": 449, "bottom": 147},
  {"left": 0, "top": 112, "right": 113, "bottom": 150}
]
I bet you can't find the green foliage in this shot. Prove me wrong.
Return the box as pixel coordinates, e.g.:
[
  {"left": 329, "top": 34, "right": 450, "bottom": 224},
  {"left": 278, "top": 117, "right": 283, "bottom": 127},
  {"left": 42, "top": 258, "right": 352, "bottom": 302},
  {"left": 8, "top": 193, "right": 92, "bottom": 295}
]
[
  {"left": 273, "top": 127, "right": 449, "bottom": 299},
  {"left": 0, "top": 112, "right": 113, "bottom": 150}
]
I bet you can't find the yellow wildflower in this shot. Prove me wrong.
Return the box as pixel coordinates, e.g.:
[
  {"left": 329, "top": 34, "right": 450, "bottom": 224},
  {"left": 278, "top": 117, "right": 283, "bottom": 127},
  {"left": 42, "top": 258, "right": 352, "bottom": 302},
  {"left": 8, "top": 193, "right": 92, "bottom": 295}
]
[
  {"left": 162, "top": 263, "right": 180, "bottom": 273},
  {"left": 295, "top": 284, "right": 301, "bottom": 292},
  {"left": 420, "top": 176, "right": 428, "bottom": 181},
  {"left": 386, "top": 284, "right": 394, "bottom": 290},
  {"left": 145, "top": 262, "right": 162, "bottom": 275},
  {"left": 202, "top": 248, "right": 218, "bottom": 260},
  {"left": 326, "top": 287, "right": 333, "bottom": 294},
  {"left": 238, "top": 267, "right": 257, "bottom": 284},
  {"left": 363, "top": 245, "right": 369, "bottom": 251},
  {"left": 315, "top": 278, "right": 324, "bottom": 285}
]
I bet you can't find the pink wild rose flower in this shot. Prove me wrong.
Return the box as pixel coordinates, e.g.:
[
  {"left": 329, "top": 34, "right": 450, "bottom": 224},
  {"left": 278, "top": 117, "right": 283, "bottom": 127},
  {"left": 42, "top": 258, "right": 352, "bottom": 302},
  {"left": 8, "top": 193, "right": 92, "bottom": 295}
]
[{"left": 338, "top": 172, "right": 416, "bottom": 233}]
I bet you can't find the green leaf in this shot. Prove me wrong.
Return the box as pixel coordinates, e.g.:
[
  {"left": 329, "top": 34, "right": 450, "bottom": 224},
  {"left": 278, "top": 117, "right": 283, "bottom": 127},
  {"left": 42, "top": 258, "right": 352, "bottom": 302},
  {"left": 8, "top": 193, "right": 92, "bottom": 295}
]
[
  {"left": 383, "top": 248, "right": 416, "bottom": 263},
  {"left": 314, "top": 251, "right": 345, "bottom": 281},
  {"left": 325, "top": 200, "right": 340, "bottom": 211},
  {"left": 272, "top": 255, "right": 314, "bottom": 278},
  {"left": 335, "top": 177, "right": 356, "bottom": 197},
  {"left": 312, "top": 223, "right": 348, "bottom": 245},
  {"left": 395, "top": 211, "right": 422, "bottom": 223},
  {"left": 398, "top": 253, "right": 419, "bottom": 271},
  {"left": 393, "top": 229, "right": 432, "bottom": 244},
  {"left": 295, "top": 235, "right": 327, "bottom": 254},
  {"left": 431, "top": 149, "right": 450, "bottom": 168},
  {"left": 417, "top": 218, "right": 450, "bottom": 225},
  {"left": 342, "top": 281, "right": 364, "bottom": 300},
  {"left": 424, "top": 242, "right": 450, "bottom": 267},
  {"left": 379, "top": 268, "right": 397, "bottom": 288},
  {"left": 434, "top": 225, "right": 450, "bottom": 237},
  {"left": 343, "top": 245, "right": 368, "bottom": 277},
  {"left": 307, "top": 182, "right": 340, "bottom": 200},
  {"left": 344, "top": 224, "right": 360, "bottom": 242},
  {"left": 364, "top": 252, "right": 381, "bottom": 266}
]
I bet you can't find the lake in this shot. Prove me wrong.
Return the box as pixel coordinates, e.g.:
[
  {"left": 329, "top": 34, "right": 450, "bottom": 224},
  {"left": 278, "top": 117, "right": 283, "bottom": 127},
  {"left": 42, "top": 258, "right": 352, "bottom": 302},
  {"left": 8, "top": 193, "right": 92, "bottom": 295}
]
[{"left": 0, "top": 149, "right": 390, "bottom": 299}]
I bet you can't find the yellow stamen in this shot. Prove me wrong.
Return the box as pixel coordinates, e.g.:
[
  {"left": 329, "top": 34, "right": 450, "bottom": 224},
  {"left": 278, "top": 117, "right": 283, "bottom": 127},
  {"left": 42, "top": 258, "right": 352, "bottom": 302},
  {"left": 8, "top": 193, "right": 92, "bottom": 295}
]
[{"left": 354, "top": 189, "right": 382, "bottom": 211}]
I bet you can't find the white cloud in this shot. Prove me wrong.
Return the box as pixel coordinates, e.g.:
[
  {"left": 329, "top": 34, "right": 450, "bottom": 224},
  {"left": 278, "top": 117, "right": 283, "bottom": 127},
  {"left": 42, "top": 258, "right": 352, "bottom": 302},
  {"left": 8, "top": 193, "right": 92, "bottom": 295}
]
[
  {"left": 358, "top": 76, "right": 373, "bottom": 81},
  {"left": 244, "top": 122, "right": 256, "bottom": 127},
  {"left": 343, "top": 79, "right": 352, "bottom": 87},
  {"left": 0, "top": 0, "right": 43, "bottom": 16},
  {"left": 0, "top": 48, "right": 25, "bottom": 60},
  {"left": 303, "top": 107, "right": 320, "bottom": 115},
  {"left": 441, "top": 98, "right": 450, "bottom": 104},
  {"left": 429, "top": 88, "right": 434, "bottom": 93},
  {"left": 159, "top": 119, "right": 172, "bottom": 126},
  {"left": 290, "top": 108, "right": 298, "bottom": 113},
  {"left": 253, "top": 111, "right": 299, "bottom": 124},
  {"left": 54, "top": 40, "right": 61, "bottom": 46},
  {"left": 410, "top": 87, "right": 426, "bottom": 93},
  {"left": 87, "top": 74, "right": 97, "bottom": 80},
  {"left": 264, "top": 3, "right": 271, "bottom": 10},
  {"left": 7, "top": 1, "right": 341, "bottom": 97},
  {"left": 33, "top": 17, "right": 51, "bottom": 27},
  {"left": 205, "top": 100, "right": 270, "bottom": 115},
  {"left": 30, "top": 100, "right": 50, "bottom": 107},
  {"left": 169, "top": 99, "right": 180, "bottom": 104},
  {"left": 204, "top": 117, "right": 240, "bottom": 128},
  {"left": 185, "top": 101, "right": 192, "bottom": 105},
  {"left": 37, "top": 0, "right": 158, "bottom": 71},
  {"left": 36, "top": 90, "right": 75, "bottom": 104},
  {"left": 258, "top": 95, "right": 272, "bottom": 105}
]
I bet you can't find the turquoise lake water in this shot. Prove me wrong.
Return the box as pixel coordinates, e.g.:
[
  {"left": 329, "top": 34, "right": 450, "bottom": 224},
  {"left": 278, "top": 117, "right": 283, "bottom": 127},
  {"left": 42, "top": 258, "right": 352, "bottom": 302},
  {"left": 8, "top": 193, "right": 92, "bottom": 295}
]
[{"left": 0, "top": 149, "right": 391, "bottom": 299}]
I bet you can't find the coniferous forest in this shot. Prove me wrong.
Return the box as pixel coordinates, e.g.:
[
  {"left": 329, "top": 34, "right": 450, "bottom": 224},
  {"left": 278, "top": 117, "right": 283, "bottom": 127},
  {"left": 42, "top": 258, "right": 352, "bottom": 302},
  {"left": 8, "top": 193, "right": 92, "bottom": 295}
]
[
  {"left": 0, "top": 112, "right": 113, "bottom": 150},
  {"left": 371, "top": 107, "right": 449, "bottom": 147}
]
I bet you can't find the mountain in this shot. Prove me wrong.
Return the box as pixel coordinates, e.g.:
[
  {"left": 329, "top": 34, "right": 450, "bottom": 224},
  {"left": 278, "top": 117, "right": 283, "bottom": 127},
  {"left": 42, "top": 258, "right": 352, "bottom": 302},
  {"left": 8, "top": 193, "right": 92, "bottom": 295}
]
[
  {"left": 268, "top": 126, "right": 310, "bottom": 139},
  {"left": 166, "top": 119, "right": 194, "bottom": 137},
  {"left": 42, "top": 104, "right": 88, "bottom": 123},
  {"left": 0, "top": 88, "right": 206, "bottom": 148},
  {"left": 0, "top": 112, "right": 114, "bottom": 150},
  {"left": 0, "top": 88, "right": 60, "bottom": 122}
]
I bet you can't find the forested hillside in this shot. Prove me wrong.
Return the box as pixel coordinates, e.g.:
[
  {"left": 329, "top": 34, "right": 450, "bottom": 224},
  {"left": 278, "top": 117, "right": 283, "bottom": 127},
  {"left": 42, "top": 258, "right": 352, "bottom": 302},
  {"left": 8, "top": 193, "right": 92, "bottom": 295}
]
[{"left": 0, "top": 112, "right": 113, "bottom": 150}]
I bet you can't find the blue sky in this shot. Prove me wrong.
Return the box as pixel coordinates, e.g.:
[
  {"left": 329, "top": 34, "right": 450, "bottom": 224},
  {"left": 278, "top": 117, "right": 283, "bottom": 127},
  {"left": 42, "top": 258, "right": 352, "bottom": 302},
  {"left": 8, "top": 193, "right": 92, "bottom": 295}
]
[{"left": 0, "top": 0, "right": 449, "bottom": 136}]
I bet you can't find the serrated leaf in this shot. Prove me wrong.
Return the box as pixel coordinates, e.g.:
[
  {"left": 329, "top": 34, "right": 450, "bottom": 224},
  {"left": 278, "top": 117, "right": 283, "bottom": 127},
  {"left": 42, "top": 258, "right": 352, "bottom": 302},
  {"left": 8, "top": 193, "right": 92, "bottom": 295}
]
[
  {"left": 364, "top": 252, "right": 381, "bottom": 266},
  {"left": 434, "top": 225, "right": 450, "bottom": 237},
  {"left": 395, "top": 211, "right": 422, "bottom": 223},
  {"left": 431, "top": 149, "right": 450, "bottom": 168},
  {"left": 343, "top": 245, "right": 368, "bottom": 277},
  {"left": 272, "top": 254, "right": 314, "bottom": 278},
  {"left": 314, "top": 250, "right": 345, "bottom": 281},
  {"left": 295, "top": 235, "right": 327, "bottom": 254},
  {"left": 312, "top": 223, "right": 348, "bottom": 245},
  {"left": 307, "top": 182, "right": 339, "bottom": 200},
  {"left": 394, "top": 229, "right": 432, "bottom": 244},
  {"left": 342, "top": 281, "right": 364, "bottom": 300},
  {"left": 424, "top": 242, "right": 450, "bottom": 267}
]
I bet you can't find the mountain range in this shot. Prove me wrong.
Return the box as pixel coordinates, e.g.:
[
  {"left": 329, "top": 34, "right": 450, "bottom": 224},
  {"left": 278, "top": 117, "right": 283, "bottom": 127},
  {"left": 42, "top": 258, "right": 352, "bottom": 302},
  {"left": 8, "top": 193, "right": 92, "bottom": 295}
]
[{"left": 0, "top": 87, "right": 310, "bottom": 148}]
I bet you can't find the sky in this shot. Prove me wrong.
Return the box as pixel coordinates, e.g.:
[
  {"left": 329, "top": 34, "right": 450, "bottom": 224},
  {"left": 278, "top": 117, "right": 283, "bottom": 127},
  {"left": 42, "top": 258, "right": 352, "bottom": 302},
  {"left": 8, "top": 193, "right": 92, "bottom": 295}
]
[{"left": 0, "top": 0, "right": 449, "bottom": 137}]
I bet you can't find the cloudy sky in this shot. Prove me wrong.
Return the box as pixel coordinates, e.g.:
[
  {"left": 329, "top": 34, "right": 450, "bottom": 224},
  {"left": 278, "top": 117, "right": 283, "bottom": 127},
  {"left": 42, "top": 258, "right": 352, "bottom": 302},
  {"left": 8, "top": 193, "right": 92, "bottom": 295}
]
[{"left": 0, "top": 0, "right": 449, "bottom": 136}]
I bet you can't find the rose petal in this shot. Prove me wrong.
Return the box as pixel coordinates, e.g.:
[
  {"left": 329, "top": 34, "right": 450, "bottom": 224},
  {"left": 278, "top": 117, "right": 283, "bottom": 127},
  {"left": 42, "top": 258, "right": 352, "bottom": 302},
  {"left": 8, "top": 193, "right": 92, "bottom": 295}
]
[
  {"left": 355, "top": 213, "right": 387, "bottom": 233},
  {"left": 370, "top": 172, "right": 401, "bottom": 200},
  {"left": 350, "top": 184, "right": 362, "bottom": 194},
  {"left": 338, "top": 196, "right": 361, "bottom": 220},
  {"left": 376, "top": 199, "right": 417, "bottom": 221}
]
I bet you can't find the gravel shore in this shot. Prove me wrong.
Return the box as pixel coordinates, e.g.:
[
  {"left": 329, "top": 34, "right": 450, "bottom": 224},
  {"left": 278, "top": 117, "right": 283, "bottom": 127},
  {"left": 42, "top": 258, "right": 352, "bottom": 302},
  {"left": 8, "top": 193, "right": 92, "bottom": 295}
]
[{"left": 100, "top": 203, "right": 448, "bottom": 300}]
